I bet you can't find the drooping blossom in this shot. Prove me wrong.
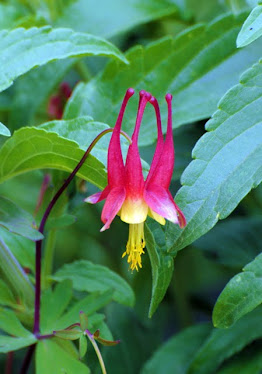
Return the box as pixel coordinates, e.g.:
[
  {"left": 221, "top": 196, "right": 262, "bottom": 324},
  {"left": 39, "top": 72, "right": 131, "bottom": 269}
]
[{"left": 85, "top": 89, "right": 186, "bottom": 271}]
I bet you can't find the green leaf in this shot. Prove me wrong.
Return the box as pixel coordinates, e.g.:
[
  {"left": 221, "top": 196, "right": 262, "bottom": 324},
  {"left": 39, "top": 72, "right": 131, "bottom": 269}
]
[
  {"left": 166, "top": 59, "right": 262, "bottom": 255},
  {"left": 217, "top": 347, "right": 262, "bottom": 374},
  {"left": 194, "top": 217, "right": 262, "bottom": 268},
  {"left": 79, "top": 334, "right": 87, "bottom": 358},
  {"left": 0, "top": 279, "right": 17, "bottom": 307},
  {"left": 188, "top": 307, "right": 262, "bottom": 374},
  {"left": 0, "top": 334, "right": 36, "bottom": 353},
  {"left": 55, "top": 291, "right": 113, "bottom": 330},
  {"left": 52, "top": 260, "right": 135, "bottom": 307},
  {"left": 64, "top": 12, "right": 262, "bottom": 146},
  {"left": 0, "top": 123, "right": 10, "bottom": 137},
  {"left": 0, "top": 196, "right": 43, "bottom": 241},
  {"left": 56, "top": 0, "right": 177, "bottom": 37},
  {"left": 0, "top": 308, "right": 31, "bottom": 337},
  {"left": 237, "top": 5, "right": 262, "bottom": 47},
  {"left": 145, "top": 222, "right": 174, "bottom": 317},
  {"left": 54, "top": 329, "right": 82, "bottom": 340},
  {"left": 41, "top": 281, "right": 72, "bottom": 334},
  {"left": 79, "top": 311, "right": 88, "bottom": 332},
  {"left": 45, "top": 213, "right": 76, "bottom": 230},
  {"left": 0, "top": 26, "right": 127, "bottom": 93},
  {"left": 36, "top": 339, "right": 90, "bottom": 374},
  {"left": 141, "top": 323, "right": 212, "bottom": 374},
  {"left": 0, "top": 127, "right": 107, "bottom": 189},
  {"left": 213, "top": 253, "right": 262, "bottom": 328}
]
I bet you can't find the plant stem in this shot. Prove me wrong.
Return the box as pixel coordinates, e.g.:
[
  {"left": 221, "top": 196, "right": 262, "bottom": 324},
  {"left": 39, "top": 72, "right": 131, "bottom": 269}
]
[
  {"left": 75, "top": 61, "right": 92, "bottom": 81},
  {"left": 86, "top": 331, "right": 107, "bottom": 374},
  {"left": 33, "top": 128, "right": 131, "bottom": 335},
  {"left": 19, "top": 344, "right": 36, "bottom": 374},
  {"left": 42, "top": 229, "right": 57, "bottom": 289},
  {"left": 5, "top": 351, "right": 13, "bottom": 374}
]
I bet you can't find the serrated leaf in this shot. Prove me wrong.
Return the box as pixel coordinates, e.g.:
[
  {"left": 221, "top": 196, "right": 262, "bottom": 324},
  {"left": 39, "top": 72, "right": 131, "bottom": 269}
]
[
  {"left": 79, "top": 334, "right": 87, "bottom": 358},
  {"left": 36, "top": 339, "right": 90, "bottom": 374},
  {"left": 145, "top": 222, "right": 174, "bottom": 317},
  {"left": 194, "top": 217, "right": 262, "bottom": 268},
  {"left": 0, "top": 334, "right": 36, "bottom": 353},
  {"left": 52, "top": 260, "right": 135, "bottom": 307},
  {"left": 141, "top": 323, "right": 212, "bottom": 374},
  {"left": 0, "top": 196, "right": 43, "bottom": 241},
  {"left": 64, "top": 12, "right": 262, "bottom": 146},
  {"left": 213, "top": 253, "right": 262, "bottom": 328},
  {"left": 56, "top": 0, "right": 177, "bottom": 37},
  {"left": 0, "top": 123, "right": 10, "bottom": 137},
  {"left": 166, "top": 59, "right": 262, "bottom": 255},
  {"left": 0, "top": 127, "right": 107, "bottom": 189},
  {"left": 41, "top": 281, "right": 72, "bottom": 334},
  {"left": 0, "top": 26, "right": 127, "bottom": 93},
  {"left": 237, "top": 5, "right": 262, "bottom": 47},
  {"left": 188, "top": 307, "right": 262, "bottom": 374}
]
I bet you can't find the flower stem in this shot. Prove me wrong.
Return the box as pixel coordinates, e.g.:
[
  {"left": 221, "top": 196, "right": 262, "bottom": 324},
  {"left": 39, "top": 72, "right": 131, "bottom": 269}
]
[
  {"left": 19, "top": 344, "right": 36, "bottom": 374},
  {"left": 86, "top": 331, "right": 107, "bottom": 374},
  {"left": 42, "top": 229, "right": 57, "bottom": 289},
  {"left": 33, "top": 128, "right": 131, "bottom": 335}
]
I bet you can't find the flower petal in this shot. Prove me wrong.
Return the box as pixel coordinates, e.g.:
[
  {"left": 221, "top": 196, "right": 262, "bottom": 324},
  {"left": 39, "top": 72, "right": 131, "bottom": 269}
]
[
  {"left": 144, "top": 183, "right": 179, "bottom": 225},
  {"left": 148, "top": 208, "right": 166, "bottom": 225},
  {"left": 108, "top": 88, "right": 134, "bottom": 187},
  {"left": 147, "top": 94, "right": 174, "bottom": 190},
  {"left": 125, "top": 91, "right": 151, "bottom": 198},
  {"left": 120, "top": 198, "right": 148, "bottom": 224},
  {"left": 100, "top": 186, "right": 126, "bottom": 231},
  {"left": 84, "top": 185, "right": 110, "bottom": 204}
]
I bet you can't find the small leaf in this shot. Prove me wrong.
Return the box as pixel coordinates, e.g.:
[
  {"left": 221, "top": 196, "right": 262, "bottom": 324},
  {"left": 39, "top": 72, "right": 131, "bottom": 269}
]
[
  {"left": 79, "top": 334, "right": 88, "bottom": 358},
  {"left": 237, "top": 5, "right": 262, "bottom": 47},
  {"left": 0, "top": 26, "right": 127, "bottom": 93},
  {"left": 213, "top": 253, "right": 262, "bottom": 328},
  {"left": 79, "top": 311, "right": 88, "bottom": 332},
  {"left": 141, "top": 323, "right": 212, "bottom": 374},
  {"left": 0, "top": 122, "right": 10, "bottom": 137},
  {"left": 0, "top": 335, "right": 36, "bottom": 353},
  {"left": 0, "top": 196, "right": 43, "bottom": 241},
  {"left": 145, "top": 222, "right": 174, "bottom": 317},
  {"left": 52, "top": 260, "right": 135, "bottom": 307},
  {"left": 36, "top": 339, "right": 90, "bottom": 374},
  {"left": 95, "top": 335, "right": 120, "bottom": 346},
  {"left": 54, "top": 329, "right": 82, "bottom": 340}
]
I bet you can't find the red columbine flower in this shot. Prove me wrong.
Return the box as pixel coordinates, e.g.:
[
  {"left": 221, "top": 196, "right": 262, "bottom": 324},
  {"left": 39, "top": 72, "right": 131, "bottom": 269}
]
[{"left": 85, "top": 88, "right": 186, "bottom": 271}]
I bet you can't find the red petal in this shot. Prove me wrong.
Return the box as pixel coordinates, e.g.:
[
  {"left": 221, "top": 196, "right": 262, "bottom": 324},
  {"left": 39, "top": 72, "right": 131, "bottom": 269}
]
[
  {"left": 144, "top": 183, "right": 179, "bottom": 225},
  {"left": 168, "top": 191, "right": 186, "bottom": 228},
  {"left": 146, "top": 94, "right": 174, "bottom": 190},
  {"left": 108, "top": 88, "right": 134, "bottom": 187},
  {"left": 101, "top": 186, "right": 126, "bottom": 231},
  {"left": 125, "top": 92, "right": 151, "bottom": 198},
  {"left": 84, "top": 185, "right": 110, "bottom": 204},
  {"left": 146, "top": 96, "right": 164, "bottom": 185}
]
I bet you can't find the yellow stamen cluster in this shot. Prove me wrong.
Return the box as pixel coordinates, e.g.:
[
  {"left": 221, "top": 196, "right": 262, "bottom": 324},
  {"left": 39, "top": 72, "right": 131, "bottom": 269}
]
[{"left": 122, "top": 223, "right": 146, "bottom": 271}]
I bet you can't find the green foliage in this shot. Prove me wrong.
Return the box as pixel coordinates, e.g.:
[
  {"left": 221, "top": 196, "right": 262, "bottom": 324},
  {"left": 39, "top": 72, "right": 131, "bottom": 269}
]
[
  {"left": 0, "top": 123, "right": 10, "bottom": 137},
  {"left": 213, "top": 253, "right": 262, "bottom": 328},
  {"left": 52, "top": 260, "right": 135, "bottom": 307},
  {"left": 166, "top": 59, "right": 262, "bottom": 255},
  {"left": 237, "top": 4, "right": 262, "bottom": 46}
]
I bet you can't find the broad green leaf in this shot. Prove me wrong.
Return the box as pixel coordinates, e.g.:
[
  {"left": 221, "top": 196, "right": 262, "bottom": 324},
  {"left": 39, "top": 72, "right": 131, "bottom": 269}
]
[
  {"left": 166, "top": 59, "right": 262, "bottom": 255},
  {"left": 213, "top": 253, "right": 262, "bottom": 328},
  {"left": 41, "top": 281, "right": 72, "bottom": 334},
  {"left": 145, "top": 221, "right": 174, "bottom": 317},
  {"left": 0, "top": 123, "right": 10, "bottom": 137},
  {"left": 0, "top": 196, "right": 43, "bottom": 241},
  {"left": 217, "top": 348, "right": 262, "bottom": 374},
  {"left": 0, "top": 334, "right": 36, "bottom": 353},
  {"left": 194, "top": 217, "right": 262, "bottom": 268},
  {"left": 52, "top": 260, "right": 135, "bottom": 307},
  {"left": 188, "top": 307, "right": 262, "bottom": 374},
  {"left": 0, "top": 279, "right": 16, "bottom": 307},
  {"left": 56, "top": 0, "right": 177, "bottom": 37},
  {"left": 237, "top": 5, "right": 262, "bottom": 47},
  {"left": 36, "top": 339, "right": 90, "bottom": 374},
  {"left": 55, "top": 291, "right": 113, "bottom": 330},
  {"left": 64, "top": 12, "right": 262, "bottom": 146},
  {"left": 0, "top": 4, "right": 26, "bottom": 30},
  {"left": 0, "top": 127, "right": 107, "bottom": 189},
  {"left": 0, "top": 308, "right": 31, "bottom": 337},
  {"left": 0, "top": 227, "right": 34, "bottom": 271},
  {"left": 141, "top": 323, "right": 212, "bottom": 374},
  {"left": 0, "top": 26, "right": 127, "bottom": 93},
  {"left": 0, "top": 238, "right": 34, "bottom": 308}
]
